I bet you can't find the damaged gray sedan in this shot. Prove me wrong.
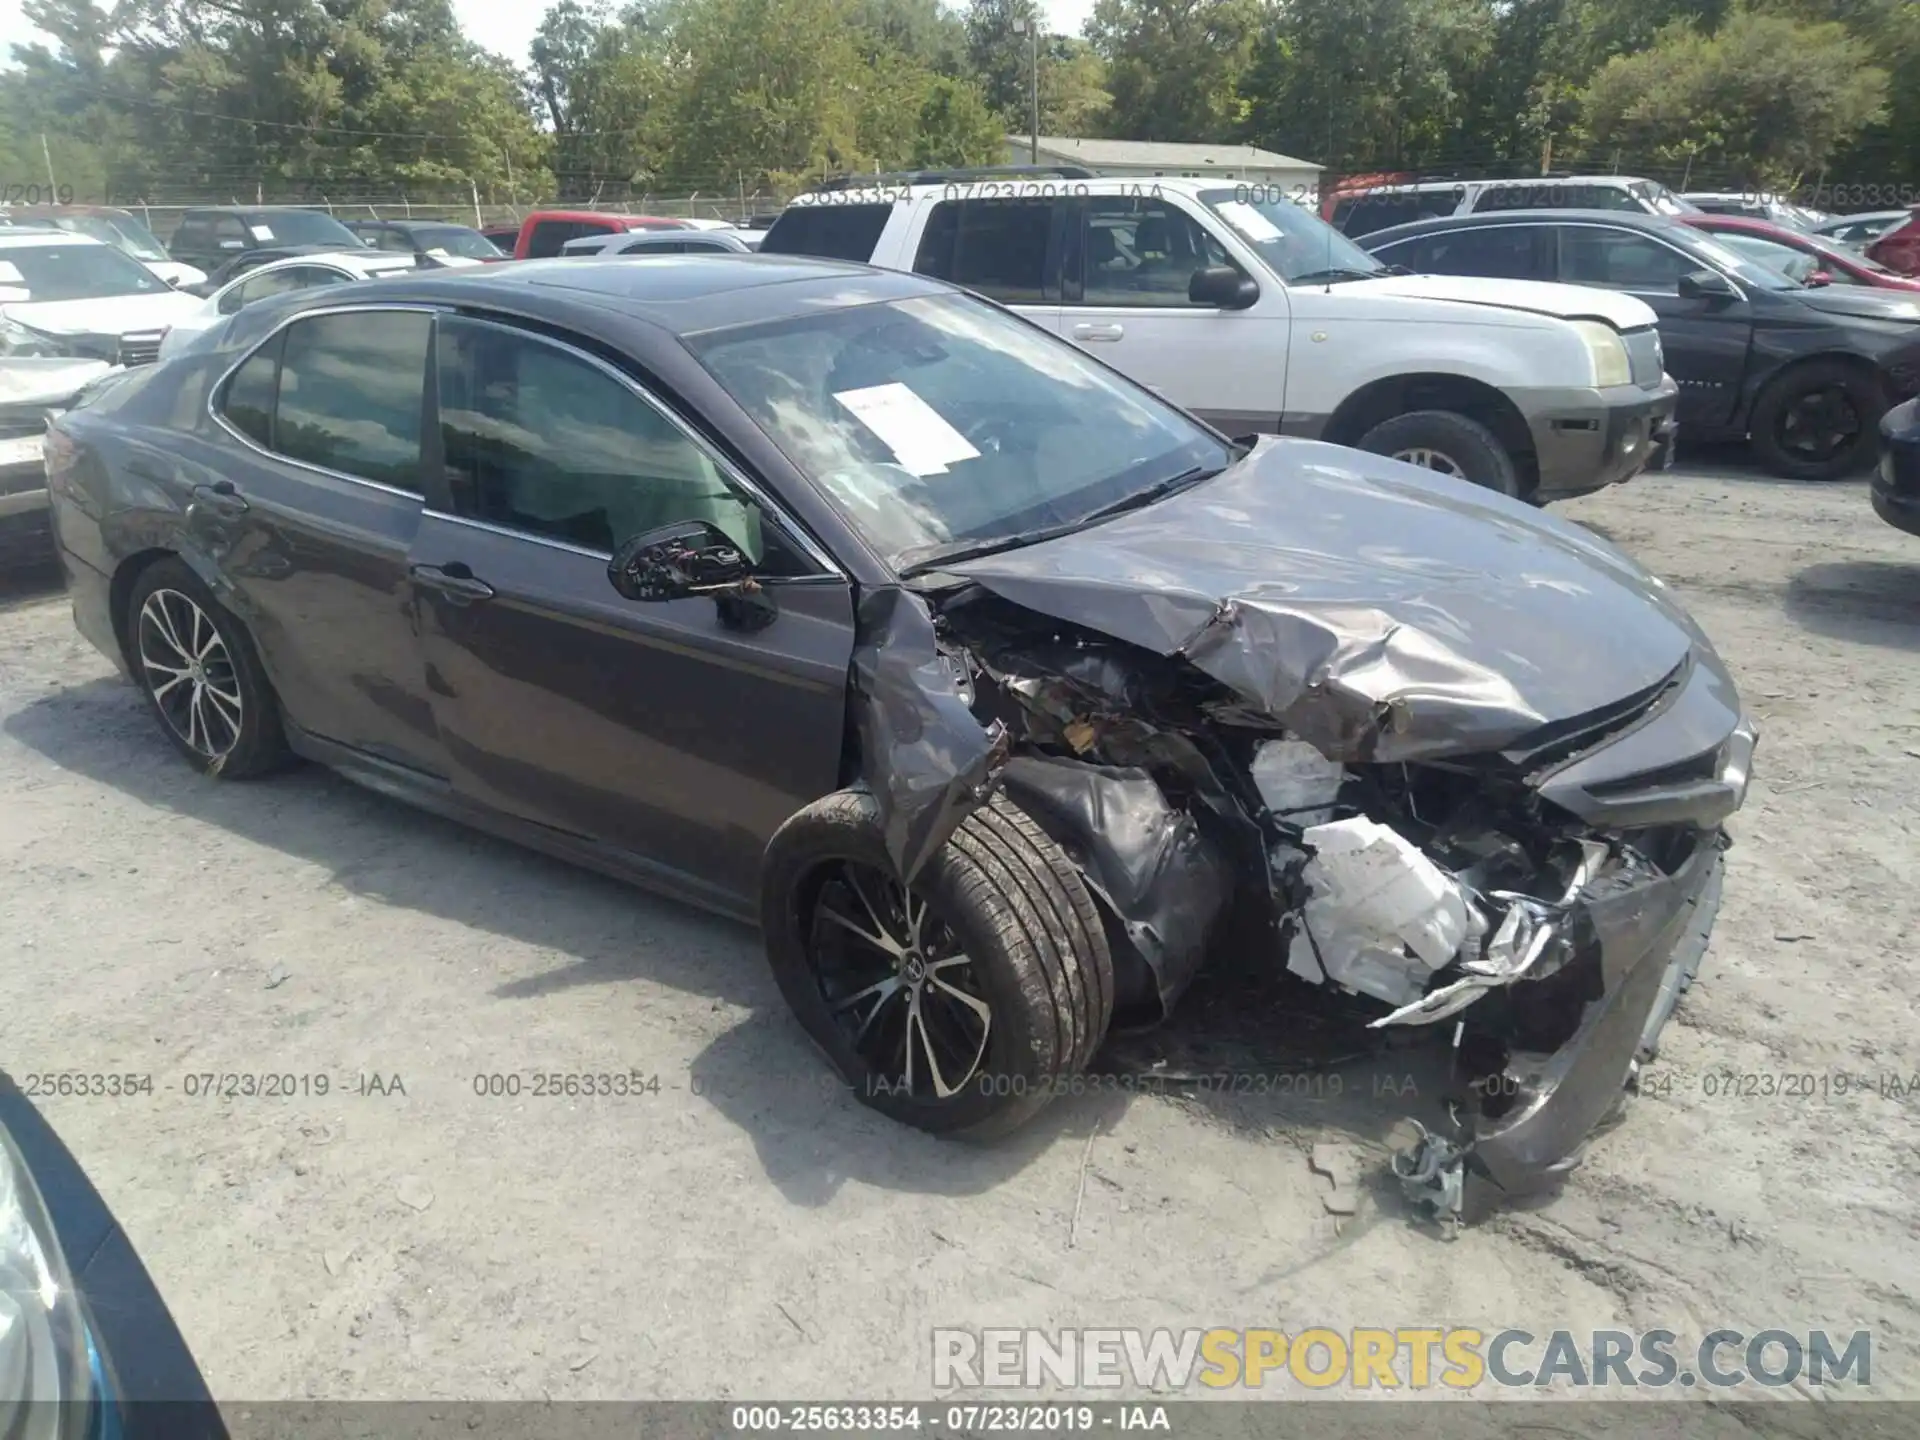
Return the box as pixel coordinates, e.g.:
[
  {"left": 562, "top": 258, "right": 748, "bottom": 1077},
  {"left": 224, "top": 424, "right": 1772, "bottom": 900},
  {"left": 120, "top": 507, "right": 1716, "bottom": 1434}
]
[{"left": 44, "top": 257, "right": 1754, "bottom": 1215}]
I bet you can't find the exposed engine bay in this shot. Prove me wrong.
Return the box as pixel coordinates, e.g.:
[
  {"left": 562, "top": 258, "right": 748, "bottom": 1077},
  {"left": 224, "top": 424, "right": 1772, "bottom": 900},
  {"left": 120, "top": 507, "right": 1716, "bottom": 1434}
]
[{"left": 851, "top": 578, "right": 1748, "bottom": 1226}]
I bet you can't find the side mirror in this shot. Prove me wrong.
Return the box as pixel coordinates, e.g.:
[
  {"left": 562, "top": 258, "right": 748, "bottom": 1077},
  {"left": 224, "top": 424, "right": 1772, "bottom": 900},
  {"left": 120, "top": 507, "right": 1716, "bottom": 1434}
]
[
  {"left": 164, "top": 274, "right": 183, "bottom": 288},
  {"left": 608, "top": 519, "right": 777, "bottom": 631},
  {"left": 1189, "top": 265, "right": 1259, "bottom": 309},
  {"left": 1677, "top": 269, "right": 1736, "bottom": 301}
]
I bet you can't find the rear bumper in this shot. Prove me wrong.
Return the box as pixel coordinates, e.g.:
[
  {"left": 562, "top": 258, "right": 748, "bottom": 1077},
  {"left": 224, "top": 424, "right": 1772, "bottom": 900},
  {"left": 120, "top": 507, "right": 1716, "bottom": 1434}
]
[
  {"left": 1516, "top": 378, "right": 1681, "bottom": 501},
  {"left": 63, "top": 544, "right": 127, "bottom": 678}
]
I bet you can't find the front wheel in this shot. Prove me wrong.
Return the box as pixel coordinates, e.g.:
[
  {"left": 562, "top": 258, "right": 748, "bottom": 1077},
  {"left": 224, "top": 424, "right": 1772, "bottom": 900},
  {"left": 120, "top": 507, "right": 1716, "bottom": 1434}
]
[
  {"left": 761, "top": 790, "right": 1114, "bottom": 1138},
  {"left": 1356, "top": 409, "right": 1522, "bottom": 497}
]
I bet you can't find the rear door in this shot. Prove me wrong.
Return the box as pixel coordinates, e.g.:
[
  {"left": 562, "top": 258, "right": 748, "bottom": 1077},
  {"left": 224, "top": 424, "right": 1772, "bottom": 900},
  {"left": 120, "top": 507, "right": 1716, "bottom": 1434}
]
[
  {"left": 407, "top": 313, "right": 855, "bottom": 906},
  {"left": 201, "top": 306, "right": 447, "bottom": 773},
  {"left": 1550, "top": 222, "right": 1754, "bottom": 428}
]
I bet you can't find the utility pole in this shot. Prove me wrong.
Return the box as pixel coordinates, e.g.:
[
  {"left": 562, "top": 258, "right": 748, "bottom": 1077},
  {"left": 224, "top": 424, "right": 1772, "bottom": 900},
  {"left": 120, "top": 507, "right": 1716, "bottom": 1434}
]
[
  {"left": 1011, "top": 13, "right": 1039, "bottom": 162},
  {"left": 40, "top": 134, "right": 56, "bottom": 196}
]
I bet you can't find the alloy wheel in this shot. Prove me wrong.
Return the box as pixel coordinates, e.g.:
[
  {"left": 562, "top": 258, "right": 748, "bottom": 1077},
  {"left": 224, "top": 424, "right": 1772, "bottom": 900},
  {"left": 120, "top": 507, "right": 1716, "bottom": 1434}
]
[
  {"left": 137, "top": 588, "right": 244, "bottom": 759},
  {"left": 1776, "top": 386, "right": 1862, "bottom": 463},
  {"left": 810, "top": 861, "right": 991, "bottom": 1099},
  {"left": 1392, "top": 447, "right": 1468, "bottom": 478}
]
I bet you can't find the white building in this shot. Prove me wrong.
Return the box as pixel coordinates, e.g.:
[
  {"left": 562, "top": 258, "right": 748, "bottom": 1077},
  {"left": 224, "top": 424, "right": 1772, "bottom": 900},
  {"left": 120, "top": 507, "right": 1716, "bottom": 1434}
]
[{"left": 1004, "top": 136, "right": 1322, "bottom": 192}]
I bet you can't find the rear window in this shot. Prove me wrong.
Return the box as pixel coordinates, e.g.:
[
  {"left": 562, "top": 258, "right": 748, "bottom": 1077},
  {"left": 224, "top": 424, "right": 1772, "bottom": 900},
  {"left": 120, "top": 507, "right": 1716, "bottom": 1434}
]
[
  {"left": 252, "top": 210, "right": 362, "bottom": 247},
  {"left": 1334, "top": 190, "right": 1460, "bottom": 237},
  {"left": 759, "top": 203, "right": 893, "bottom": 261}
]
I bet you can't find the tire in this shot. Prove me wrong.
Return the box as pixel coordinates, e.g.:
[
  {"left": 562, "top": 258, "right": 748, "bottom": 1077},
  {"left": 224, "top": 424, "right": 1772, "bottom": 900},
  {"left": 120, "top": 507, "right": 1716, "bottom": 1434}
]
[
  {"left": 1355, "top": 409, "right": 1522, "bottom": 497},
  {"left": 124, "top": 557, "right": 291, "bottom": 778},
  {"left": 1748, "top": 359, "right": 1884, "bottom": 481},
  {"left": 761, "top": 789, "right": 1114, "bottom": 1138}
]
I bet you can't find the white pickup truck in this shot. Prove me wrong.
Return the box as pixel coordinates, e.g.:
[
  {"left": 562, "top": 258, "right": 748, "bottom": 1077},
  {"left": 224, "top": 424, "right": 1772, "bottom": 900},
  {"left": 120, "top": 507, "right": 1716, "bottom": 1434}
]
[{"left": 761, "top": 172, "right": 1680, "bottom": 501}]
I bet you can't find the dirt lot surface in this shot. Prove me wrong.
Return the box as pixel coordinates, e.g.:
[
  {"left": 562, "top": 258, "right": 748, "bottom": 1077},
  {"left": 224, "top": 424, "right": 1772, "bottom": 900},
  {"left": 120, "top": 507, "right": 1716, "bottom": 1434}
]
[{"left": 2, "top": 457, "right": 1918, "bottom": 1408}]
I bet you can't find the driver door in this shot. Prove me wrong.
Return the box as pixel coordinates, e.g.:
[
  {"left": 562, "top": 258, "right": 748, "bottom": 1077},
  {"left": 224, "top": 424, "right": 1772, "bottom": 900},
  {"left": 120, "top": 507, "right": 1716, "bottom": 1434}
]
[{"left": 409, "top": 313, "right": 856, "bottom": 908}]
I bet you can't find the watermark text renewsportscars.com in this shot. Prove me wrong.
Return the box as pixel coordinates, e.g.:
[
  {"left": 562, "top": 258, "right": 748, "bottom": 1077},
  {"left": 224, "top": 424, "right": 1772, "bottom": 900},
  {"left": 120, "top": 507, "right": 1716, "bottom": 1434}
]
[{"left": 932, "top": 1327, "right": 1871, "bottom": 1393}]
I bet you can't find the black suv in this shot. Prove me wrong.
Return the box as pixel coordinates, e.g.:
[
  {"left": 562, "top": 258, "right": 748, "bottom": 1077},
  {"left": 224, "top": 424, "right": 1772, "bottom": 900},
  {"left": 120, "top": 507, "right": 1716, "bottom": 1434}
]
[
  {"left": 1362, "top": 209, "right": 1920, "bottom": 480},
  {"left": 166, "top": 206, "right": 365, "bottom": 272}
]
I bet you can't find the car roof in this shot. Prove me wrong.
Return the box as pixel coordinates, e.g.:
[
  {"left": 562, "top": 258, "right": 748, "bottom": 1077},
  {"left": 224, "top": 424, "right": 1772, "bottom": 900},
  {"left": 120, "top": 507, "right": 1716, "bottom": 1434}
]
[
  {"left": 287, "top": 254, "right": 943, "bottom": 336},
  {"left": 522, "top": 210, "right": 685, "bottom": 226},
  {"left": 792, "top": 175, "right": 1239, "bottom": 203},
  {"left": 1359, "top": 208, "right": 1687, "bottom": 245},
  {"left": 350, "top": 218, "right": 474, "bottom": 231},
  {"left": 0, "top": 230, "right": 107, "bottom": 249}
]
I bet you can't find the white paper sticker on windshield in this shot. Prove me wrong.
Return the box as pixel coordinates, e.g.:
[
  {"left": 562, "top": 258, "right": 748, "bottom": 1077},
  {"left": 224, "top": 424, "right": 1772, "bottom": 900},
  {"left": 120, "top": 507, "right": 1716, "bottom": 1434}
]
[
  {"left": 249, "top": 225, "right": 275, "bottom": 241},
  {"left": 833, "top": 383, "right": 980, "bottom": 477},
  {"left": 0, "top": 262, "right": 21, "bottom": 284},
  {"left": 1213, "top": 200, "right": 1283, "bottom": 243}
]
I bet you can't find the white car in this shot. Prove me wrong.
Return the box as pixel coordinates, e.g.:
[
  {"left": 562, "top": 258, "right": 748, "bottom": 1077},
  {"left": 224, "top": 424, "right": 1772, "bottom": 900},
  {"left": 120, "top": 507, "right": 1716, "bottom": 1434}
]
[
  {"left": 0, "top": 231, "right": 203, "bottom": 367},
  {"left": 157, "top": 249, "right": 421, "bottom": 359},
  {"left": 762, "top": 172, "right": 1679, "bottom": 501}
]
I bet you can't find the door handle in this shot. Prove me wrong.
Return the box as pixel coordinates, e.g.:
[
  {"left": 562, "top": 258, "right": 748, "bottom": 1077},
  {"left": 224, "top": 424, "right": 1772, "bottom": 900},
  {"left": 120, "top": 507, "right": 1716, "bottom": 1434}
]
[
  {"left": 1072, "top": 323, "right": 1126, "bottom": 342},
  {"left": 189, "top": 479, "right": 249, "bottom": 517},
  {"left": 410, "top": 561, "right": 496, "bottom": 605}
]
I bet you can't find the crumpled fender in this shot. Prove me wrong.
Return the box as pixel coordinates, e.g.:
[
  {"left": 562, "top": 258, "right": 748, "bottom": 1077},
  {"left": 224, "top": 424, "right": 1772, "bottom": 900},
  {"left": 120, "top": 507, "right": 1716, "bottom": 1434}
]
[{"left": 848, "top": 585, "right": 1006, "bottom": 882}]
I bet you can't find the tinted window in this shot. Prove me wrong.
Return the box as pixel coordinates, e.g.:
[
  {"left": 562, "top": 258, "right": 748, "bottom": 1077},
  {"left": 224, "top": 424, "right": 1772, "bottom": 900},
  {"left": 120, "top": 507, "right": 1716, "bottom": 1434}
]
[
  {"left": 1336, "top": 192, "right": 1458, "bottom": 237},
  {"left": 687, "top": 292, "right": 1229, "bottom": 571},
  {"left": 221, "top": 334, "right": 281, "bottom": 447},
  {"left": 273, "top": 311, "right": 430, "bottom": 489},
  {"left": 374, "top": 229, "right": 416, "bottom": 253},
  {"left": 249, "top": 210, "right": 361, "bottom": 247},
  {"left": 213, "top": 216, "right": 249, "bottom": 251},
  {"left": 170, "top": 217, "right": 211, "bottom": 253},
  {"left": 1072, "top": 197, "right": 1234, "bottom": 307},
  {"left": 1558, "top": 228, "right": 1697, "bottom": 291},
  {"left": 913, "top": 199, "right": 1054, "bottom": 304},
  {"left": 526, "top": 221, "right": 589, "bottom": 258},
  {"left": 411, "top": 226, "right": 498, "bottom": 260},
  {"left": 1386, "top": 225, "right": 1545, "bottom": 280},
  {"left": 759, "top": 202, "right": 892, "bottom": 261},
  {"left": 220, "top": 264, "right": 344, "bottom": 315},
  {"left": 435, "top": 316, "right": 768, "bottom": 559}
]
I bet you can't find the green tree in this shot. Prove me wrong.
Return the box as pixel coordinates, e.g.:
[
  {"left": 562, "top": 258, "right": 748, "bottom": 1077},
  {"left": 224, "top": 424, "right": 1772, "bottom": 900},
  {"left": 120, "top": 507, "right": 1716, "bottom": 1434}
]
[
  {"left": 1085, "top": 0, "right": 1262, "bottom": 143},
  {"left": 1579, "top": 8, "right": 1886, "bottom": 185}
]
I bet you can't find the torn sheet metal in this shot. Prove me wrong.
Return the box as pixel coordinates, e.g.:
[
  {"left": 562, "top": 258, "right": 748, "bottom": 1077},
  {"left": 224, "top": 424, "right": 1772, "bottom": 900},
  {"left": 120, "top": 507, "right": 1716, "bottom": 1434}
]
[
  {"left": 998, "top": 754, "right": 1230, "bottom": 1016},
  {"left": 0, "top": 356, "right": 114, "bottom": 409},
  {"left": 849, "top": 585, "right": 1006, "bottom": 882},
  {"left": 944, "top": 437, "right": 1710, "bottom": 761}
]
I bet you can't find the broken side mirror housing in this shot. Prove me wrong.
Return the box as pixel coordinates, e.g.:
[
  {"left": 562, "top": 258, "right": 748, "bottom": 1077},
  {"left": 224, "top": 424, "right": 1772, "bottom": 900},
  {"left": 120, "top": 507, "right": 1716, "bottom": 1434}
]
[
  {"left": 1190, "top": 265, "right": 1259, "bottom": 310},
  {"left": 1677, "top": 268, "right": 1736, "bottom": 302},
  {"left": 607, "top": 519, "right": 776, "bottom": 630}
]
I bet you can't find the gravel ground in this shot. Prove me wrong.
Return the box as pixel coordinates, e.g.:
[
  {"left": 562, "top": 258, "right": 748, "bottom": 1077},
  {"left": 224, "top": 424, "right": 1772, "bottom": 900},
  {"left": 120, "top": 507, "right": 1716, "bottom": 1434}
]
[{"left": 2, "top": 456, "right": 1918, "bottom": 1406}]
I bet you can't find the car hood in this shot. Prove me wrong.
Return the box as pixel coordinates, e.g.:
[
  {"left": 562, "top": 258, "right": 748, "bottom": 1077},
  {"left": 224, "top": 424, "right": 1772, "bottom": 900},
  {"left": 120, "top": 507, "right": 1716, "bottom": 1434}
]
[
  {"left": 0, "top": 355, "right": 114, "bottom": 413},
  {"left": 944, "top": 436, "right": 1707, "bottom": 763},
  {"left": 1, "top": 290, "right": 202, "bottom": 337},
  {"left": 1786, "top": 284, "right": 1920, "bottom": 323},
  {"left": 1345, "top": 273, "right": 1658, "bottom": 330},
  {"left": 141, "top": 259, "right": 206, "bottom": 287}
]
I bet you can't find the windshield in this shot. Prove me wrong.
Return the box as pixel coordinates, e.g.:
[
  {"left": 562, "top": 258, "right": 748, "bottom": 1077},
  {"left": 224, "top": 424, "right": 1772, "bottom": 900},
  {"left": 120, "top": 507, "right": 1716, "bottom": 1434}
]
[
  {"left": 1197, "top": 188, "right": 1384, "bottom": 283},
  {"left": 253, "top": 210, "right": 363, "bottom": 247},
  {"left": 1635, "top": 182, "right": 1695, "bottom": 216},
  {"left": 55, "top": 213, "right": 170, "bottom": 262},
  {"left": 0, "top": 241, "right": 170, "bottom": 299},
  {"left": 1717, "top": 234, "right": 1819, "bottom": 283},
  {"left": 686, "top": 293, "right": 1229, "bottom": 571},
  {"left": 411, "top": 225, "right": 499, "bottom": 260}
]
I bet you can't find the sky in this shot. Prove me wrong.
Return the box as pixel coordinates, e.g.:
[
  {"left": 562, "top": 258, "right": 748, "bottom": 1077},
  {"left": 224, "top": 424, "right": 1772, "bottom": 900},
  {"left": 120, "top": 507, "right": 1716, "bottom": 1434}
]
[{"left": 0, "top": 0, "right": 1100, "bottom": 70}]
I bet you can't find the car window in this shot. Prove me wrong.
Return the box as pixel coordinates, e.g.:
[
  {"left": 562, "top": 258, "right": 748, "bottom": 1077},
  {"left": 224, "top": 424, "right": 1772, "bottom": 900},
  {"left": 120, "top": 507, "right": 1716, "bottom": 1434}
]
[
  {"left": 1557, "top": 228, "right": 1697, "bottom": 291},
  {"left": 913, "top": 199, "right": 1055, "bottom": 305},
  {"left": 684, "top": 240, "right": 730, "bottom": 253},
  {"left": 621, "top": 239, "right": 686, "bottom": 254},
  {"left": 530, "top": 221, "right": 598, "bottom": 258},
  {"left": 435, "top": 315, "right": 772, "bottom": 562},
  {"left": 759, "top": 203, "right": 893, "bottom": 262},
  {"left": 1383, "top": 225, "right": 1546, "bottom": 280},
  {"left": 220, "top": 333, "right": 282, "bottom": 447},
  {"left": 412, "top": 226, "right": 498, "bottom": 260},
  {"left": 252, "top": 210, "right": 361, "bottom": 247},
  {"left": 1335, "top": 192, "right": 1455, "bottom": 237},
  {"left": 1070, "top": 197, "right": 1234, "bottom": 307},
  {"left": 375, "top": 229, "right": 415, "bottom": 253},
  {"left": 220, "top": 264, "right": 342, "bottom": 315},
  {"left": 213, "top": 216, "right": 249, "bottom": 251},
  {"left": 171, "top": 217, "right": 210, "bottom": 252},
  {"left": 686, "top": 291, "right": 1229, "bottom": 571},
  {"left": 1715, "top": 234, "right": 1817, "bottom": 283},
  {"left": 271, "top": 311, "right": 431, "bottom": 491}
]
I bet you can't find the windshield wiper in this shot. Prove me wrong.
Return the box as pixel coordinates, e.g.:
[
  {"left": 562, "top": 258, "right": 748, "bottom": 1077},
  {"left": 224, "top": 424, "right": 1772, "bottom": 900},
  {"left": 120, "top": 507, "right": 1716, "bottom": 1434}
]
[
  {"left": 1289, "top": 266, "right": 1383, "bottom": 285},
  {"left": 898, "top": 464, "right": 1227, "bottom": 578}
]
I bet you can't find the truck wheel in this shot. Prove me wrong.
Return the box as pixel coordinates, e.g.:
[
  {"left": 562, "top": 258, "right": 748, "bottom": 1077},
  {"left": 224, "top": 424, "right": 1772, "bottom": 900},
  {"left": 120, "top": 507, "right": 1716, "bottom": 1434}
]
[
  {"left": 1357, "top": 410, "right": 1521, "bottom": 497},
  {"left": 761, "top": 790, "right": 1114, "bottom": 1139},
  {"left": 1748, "top": 359, "right": 1882, "bottom": 481}
]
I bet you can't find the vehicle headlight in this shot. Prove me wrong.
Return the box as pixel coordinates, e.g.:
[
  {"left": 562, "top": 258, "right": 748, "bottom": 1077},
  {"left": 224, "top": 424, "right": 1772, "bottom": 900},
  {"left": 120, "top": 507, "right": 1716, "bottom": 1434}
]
[
  {"left": 1572, "top": 320, "right": 1633, "bottom": 388},
  {"left": 0, "top": 1128, "right": 92, "bottom": 1421}
]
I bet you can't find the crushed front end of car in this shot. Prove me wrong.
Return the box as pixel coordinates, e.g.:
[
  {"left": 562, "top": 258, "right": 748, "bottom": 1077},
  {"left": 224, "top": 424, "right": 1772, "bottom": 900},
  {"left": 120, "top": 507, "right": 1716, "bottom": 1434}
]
[{"left": 852, "top": 439, "right": 1755, "bottom": 1222}]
